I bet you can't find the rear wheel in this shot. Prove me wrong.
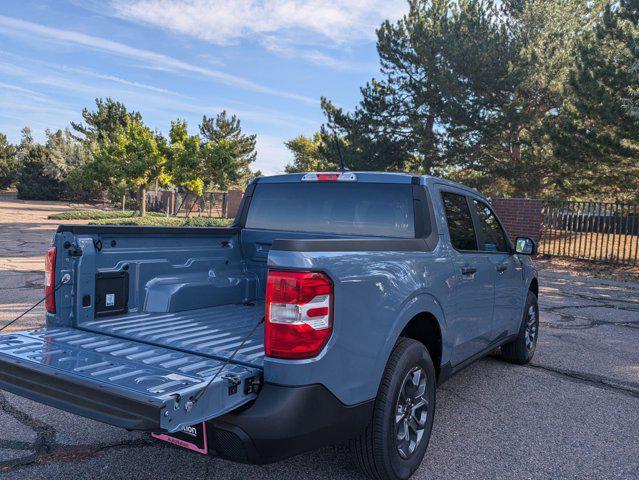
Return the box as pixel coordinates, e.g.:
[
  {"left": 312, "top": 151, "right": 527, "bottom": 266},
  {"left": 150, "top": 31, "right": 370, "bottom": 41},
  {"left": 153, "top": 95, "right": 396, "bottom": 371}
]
[
  {"left": 352, "top": 338, "right": 436, "bottom": 480},
  {"left": 501, "top": 291, "right": 539, "bottom": 364}
]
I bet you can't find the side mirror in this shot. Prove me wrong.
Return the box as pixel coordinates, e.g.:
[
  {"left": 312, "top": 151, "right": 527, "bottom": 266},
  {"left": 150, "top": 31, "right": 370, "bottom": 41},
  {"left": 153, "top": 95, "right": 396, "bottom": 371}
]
[{"left": 515, "top": 237, "right": 536, "bottom": 255}]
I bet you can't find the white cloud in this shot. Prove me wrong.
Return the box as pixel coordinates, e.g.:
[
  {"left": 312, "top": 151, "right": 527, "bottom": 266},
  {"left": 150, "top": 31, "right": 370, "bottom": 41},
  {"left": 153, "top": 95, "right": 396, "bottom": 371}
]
[
  {"left": 109, "top": 0, "right": 406, "bottom": 68},
  {"left": 60, "top": 66, "right": 186, "bottom": 96},
  {"left": 0, "top": 81, "right": 48, "bottom": 100},
  {"left": 112, "top": 0, "right": 405, "bottom": 46},
  {"left": 261, "top": 37, "right": 374, "bottom": 72},
  {"left": 0, "top": 15, "right": 317, "bottom": 104}
]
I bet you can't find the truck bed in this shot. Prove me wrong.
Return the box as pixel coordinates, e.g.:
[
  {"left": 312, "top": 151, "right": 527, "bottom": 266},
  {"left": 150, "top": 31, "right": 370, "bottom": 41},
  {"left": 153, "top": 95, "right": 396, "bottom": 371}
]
[{"left": 81, "top": 302, "right": 265, "bottom": 367}]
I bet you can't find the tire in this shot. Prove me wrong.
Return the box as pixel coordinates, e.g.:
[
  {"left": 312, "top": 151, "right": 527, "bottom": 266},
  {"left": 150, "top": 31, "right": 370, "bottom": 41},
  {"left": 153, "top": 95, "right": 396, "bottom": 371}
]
[
  {"left": 352, "top": 338, "right": 436, "bottom": 480},
  {"left": 501, "top": 291, "right": 539, "bottom": 364}
]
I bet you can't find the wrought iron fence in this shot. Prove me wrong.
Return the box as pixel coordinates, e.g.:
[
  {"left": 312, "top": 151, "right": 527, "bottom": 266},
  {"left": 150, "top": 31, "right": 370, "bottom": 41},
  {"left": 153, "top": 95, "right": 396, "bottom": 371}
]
[
  {"left": 539, "top": 201, "right": 639, "bottom": 266},
  {"left": 146, "top": 190, "right": 228, "bottom": 217}
]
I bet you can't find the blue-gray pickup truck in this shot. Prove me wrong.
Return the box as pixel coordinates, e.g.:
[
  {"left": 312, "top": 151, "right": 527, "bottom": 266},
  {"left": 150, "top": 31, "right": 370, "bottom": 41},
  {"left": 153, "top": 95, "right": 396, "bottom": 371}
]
[{"left": 0, "top": 172, "right": 538, "bottom": 480}]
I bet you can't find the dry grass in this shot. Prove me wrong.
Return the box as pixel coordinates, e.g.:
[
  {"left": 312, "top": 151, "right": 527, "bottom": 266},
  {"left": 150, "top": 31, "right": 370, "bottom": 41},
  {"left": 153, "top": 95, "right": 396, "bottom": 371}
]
[{"left": 539, "top": 229, "right": 639, "bottom": 265}]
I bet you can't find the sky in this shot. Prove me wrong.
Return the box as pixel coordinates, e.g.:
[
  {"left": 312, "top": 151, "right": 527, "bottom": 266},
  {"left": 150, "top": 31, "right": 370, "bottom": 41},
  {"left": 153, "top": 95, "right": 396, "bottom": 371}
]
[{"left": 0, "top": 0, "right": 407, "bottom": 174}]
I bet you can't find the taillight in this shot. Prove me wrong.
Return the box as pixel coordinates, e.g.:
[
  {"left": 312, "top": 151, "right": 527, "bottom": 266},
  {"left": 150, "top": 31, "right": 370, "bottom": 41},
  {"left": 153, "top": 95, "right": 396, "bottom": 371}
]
[
  {"left": 44, "top": 247, "right": 56, "bottom": 313},
  {"left": 265, "top": 270, "right": 333, "bottom": 359}
]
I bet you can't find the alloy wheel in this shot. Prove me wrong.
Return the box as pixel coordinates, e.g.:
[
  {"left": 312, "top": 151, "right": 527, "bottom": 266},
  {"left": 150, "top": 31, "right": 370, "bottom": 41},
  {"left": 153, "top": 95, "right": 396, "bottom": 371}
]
[
  {"left": 524, "top": 305, "right": 538, "bottom": 350},
  {"left": 395, "top": 366, "right": 429, "bottom": 459}
]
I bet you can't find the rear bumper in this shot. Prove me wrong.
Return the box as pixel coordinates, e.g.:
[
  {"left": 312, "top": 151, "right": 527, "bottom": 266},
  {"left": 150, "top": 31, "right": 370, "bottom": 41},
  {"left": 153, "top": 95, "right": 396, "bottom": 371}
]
[
  {"left": 207, "top": 382, "right": 374, "bottom": 464},
  {"left": 0, "top": 356, "right": 163, "bottom": 431}
]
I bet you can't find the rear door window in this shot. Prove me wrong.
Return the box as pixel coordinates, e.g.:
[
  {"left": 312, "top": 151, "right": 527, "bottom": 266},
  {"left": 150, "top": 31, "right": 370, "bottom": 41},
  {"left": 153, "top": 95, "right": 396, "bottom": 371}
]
[
  {"left": 441, "top": 192, "right": 477, "bottom": 251},
  {"left": 245, "top": 182, "right": 415, "bottom": 238},
  {"left": 472, "top": 200, "right": 509, "bottom": 252}
]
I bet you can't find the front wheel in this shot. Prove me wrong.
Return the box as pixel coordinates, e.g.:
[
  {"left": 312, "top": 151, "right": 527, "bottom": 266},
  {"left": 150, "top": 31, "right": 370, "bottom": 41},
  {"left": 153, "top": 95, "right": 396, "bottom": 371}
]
[
  {"left": 501, "top": 291, "right": 539, "bottom": 364},
  {"left": 352, "top": 338, "right": 436, "bottom": 480}
]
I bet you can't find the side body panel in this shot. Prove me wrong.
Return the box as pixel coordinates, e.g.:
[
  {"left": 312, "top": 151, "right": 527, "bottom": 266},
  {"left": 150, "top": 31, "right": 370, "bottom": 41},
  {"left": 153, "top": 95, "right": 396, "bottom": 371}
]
[
  {"left": 430, "top": 184, "right": 495, "bottom": 365},
  {"left": 465, "top": 192, "right": 525, "bottom": 341},
  {"left": 264, "top": 246, "right": 455, "bottom": 406}
]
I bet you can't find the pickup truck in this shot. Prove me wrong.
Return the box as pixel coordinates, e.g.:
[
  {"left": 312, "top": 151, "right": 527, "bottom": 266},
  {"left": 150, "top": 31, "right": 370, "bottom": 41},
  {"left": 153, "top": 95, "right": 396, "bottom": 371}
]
[{"left": 0, "top": 172, "right": 538, "bottom": 480}]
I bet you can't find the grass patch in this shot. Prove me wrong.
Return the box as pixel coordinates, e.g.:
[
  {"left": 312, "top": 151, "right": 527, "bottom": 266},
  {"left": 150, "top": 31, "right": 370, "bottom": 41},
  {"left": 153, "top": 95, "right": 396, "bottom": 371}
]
[
  {"left": 48, "top": 209, "right": 166, "bottom": 220},
  {"left": 88, "top": 216, "right": 233, "bottom": 227}
]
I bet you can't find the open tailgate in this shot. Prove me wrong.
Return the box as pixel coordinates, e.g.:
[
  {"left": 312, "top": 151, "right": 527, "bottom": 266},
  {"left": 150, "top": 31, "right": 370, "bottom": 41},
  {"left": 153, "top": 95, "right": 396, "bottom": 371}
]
[{"left": 0, "top": 327, "right": 261, "bottom": 433}]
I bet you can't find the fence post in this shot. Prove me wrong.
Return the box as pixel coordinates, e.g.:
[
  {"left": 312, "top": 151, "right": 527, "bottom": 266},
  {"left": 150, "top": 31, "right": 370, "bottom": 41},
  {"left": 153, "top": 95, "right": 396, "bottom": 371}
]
[{"left": 222, "top": 193, "right": 228, "bottom": 218}]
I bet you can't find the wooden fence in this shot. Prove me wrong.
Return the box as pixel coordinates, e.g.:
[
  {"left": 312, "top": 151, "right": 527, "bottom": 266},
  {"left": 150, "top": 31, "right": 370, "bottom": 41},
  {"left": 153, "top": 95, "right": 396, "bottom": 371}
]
[{"left": 538, "top": 201, "right": 639, "bottom": 266}]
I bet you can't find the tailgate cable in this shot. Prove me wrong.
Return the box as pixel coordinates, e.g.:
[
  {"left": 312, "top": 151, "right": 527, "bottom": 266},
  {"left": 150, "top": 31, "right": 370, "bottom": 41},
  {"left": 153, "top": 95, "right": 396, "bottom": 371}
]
[
  {"left": 185, "top": 316, "right": 265, "bottom": 412},
  {"left": 0, "top": 274, "right": 71, "bottom": 334}
]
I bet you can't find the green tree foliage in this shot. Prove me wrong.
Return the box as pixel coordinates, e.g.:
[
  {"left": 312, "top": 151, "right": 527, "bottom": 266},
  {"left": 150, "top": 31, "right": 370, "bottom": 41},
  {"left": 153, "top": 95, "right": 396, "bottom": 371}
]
[
  {"left": 199, "top": 111, "right": 257, "bottom": 189},
  {"left": 165, "top": 113, "right": 258, "bottom": 194},
  {"left": 0, "top": 133, "right": 17, "bottom": 189},
  {"left": 71, "top": 97, "right": 142, "bottom": 144},
  {"left": 165, "top": 119, "right": 204, "bottom": 194},
  {"left": 306, "top": 0, "right": 630, "bottom": 199},
  {"left": 284, "top": 132, "right": 339, "bottom": 173},
  {"left": 91, "top": 118, "right": 168, "bottom": 215},
  {"left": 7, "top": 98, "right": 259, "bottom": 205},
  {"left": 551, "top": 0, "right": 639, "bottom": 201},
  {"left": 16, "top": 128, "right": 67, "bottom": 200},
  {"left": 44, "top": 129, "right": 95, "bottom": 198}
]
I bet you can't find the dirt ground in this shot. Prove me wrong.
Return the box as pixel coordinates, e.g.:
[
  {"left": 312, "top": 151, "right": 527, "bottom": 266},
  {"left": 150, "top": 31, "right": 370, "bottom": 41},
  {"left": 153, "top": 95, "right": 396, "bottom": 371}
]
[
  {"left": 0, "top": 199, "right": 91, "bottom": 330},
  {"left": 535, "top": 256, "right": 639, "bottom": 283},
  {"left": 0, "top": 198, "right": 637, "bottom": 480}
]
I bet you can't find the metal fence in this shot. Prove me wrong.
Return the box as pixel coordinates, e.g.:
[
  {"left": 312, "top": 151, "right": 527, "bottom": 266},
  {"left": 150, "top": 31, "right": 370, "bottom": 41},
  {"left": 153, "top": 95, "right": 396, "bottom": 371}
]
[
  {"left": 146, "top": 190, "right": 229, "bottom": 217},
  {"left": 539, "top": 201, "right": 639, "bottom": 266}
]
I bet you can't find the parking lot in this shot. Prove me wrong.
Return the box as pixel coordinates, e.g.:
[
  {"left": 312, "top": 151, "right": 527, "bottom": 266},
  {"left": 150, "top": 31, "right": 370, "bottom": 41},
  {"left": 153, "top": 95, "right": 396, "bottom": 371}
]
[{"left": 0, "top": 199, "right": 637, "bottom": 479}]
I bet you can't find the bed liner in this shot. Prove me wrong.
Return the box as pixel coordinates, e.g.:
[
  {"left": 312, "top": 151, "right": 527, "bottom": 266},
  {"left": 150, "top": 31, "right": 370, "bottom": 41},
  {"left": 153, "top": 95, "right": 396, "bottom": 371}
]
[{"left": 81, "top": 302, "right": 266, "bottom": 367}]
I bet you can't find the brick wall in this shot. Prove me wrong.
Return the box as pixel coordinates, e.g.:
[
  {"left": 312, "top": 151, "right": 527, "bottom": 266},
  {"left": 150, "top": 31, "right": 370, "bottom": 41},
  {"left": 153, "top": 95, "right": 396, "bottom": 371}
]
[{"left": 490, "top": 198, "right": 544, "bottom": 242}]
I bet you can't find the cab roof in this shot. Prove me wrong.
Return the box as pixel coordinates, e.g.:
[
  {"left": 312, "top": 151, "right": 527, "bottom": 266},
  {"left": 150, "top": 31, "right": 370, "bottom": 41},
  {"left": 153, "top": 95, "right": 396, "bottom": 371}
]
[{"left": 254, "top": 171, "right": 481, "bottom": 196}]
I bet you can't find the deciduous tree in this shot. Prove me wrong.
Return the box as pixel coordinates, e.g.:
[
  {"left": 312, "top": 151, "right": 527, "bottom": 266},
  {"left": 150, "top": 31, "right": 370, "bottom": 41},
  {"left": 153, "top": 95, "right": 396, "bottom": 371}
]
[{"left": 91, "top": 118, "right": 168, "bottom": 215}]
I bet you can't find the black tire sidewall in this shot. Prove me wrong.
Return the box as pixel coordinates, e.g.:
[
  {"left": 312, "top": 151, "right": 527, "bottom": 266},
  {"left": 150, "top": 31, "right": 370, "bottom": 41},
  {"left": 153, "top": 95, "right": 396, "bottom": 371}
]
[{"left": 380, "top": 341, "right": 436, "bottom": 479}]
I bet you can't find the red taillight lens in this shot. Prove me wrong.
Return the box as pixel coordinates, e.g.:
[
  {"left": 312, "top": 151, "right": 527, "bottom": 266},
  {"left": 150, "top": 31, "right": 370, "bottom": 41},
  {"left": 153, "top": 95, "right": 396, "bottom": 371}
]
[
  {"left": 44, "top": 247, "right": 56, "bottom": 313},
  {"left": 265, "top": 270, "right": 333, "bottom": 359}
]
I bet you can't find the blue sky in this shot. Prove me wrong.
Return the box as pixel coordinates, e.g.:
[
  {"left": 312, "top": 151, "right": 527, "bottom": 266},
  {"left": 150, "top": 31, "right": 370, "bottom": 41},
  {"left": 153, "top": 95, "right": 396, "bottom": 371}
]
[{"left": 0, "top": 0, "right": 406, "bottom": 174}]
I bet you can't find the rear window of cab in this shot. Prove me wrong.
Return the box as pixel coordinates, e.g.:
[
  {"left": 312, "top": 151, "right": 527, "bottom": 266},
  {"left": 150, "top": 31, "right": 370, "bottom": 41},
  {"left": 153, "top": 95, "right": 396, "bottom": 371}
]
[{"left": 245, "top": 182, "right": 415, "bottom": 238}]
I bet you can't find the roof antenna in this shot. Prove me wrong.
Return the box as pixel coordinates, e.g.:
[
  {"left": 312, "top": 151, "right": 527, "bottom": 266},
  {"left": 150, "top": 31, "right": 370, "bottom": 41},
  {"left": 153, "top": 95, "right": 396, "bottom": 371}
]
[{"left": 332, "top": 132, "right": 348, "bottom": 172}]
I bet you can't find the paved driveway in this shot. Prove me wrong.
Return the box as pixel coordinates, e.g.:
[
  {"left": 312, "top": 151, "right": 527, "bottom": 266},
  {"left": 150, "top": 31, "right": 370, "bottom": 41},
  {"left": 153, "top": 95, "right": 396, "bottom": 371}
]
[{"left": 0, "top": 199, "right": 637, "bottom": 479}]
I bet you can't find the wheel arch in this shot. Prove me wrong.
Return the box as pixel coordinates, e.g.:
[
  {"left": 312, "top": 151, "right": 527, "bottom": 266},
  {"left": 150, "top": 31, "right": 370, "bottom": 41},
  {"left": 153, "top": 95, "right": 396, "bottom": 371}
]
[
  {"left": 400, "top": 312, "right": 443, "bottom": 380},
  {"left": 528, "top": 277, "right": 539, "bottom": 297}
]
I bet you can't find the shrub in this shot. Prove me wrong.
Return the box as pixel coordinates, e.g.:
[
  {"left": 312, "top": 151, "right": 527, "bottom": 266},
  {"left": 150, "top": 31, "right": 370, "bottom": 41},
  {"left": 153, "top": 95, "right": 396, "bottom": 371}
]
[
  {"left": 16, "top": 144, "right": 67, "bottom": 200},
  {"left": 88, "top": 216, "right": 232, "bottom": 227},
  {"left": 48, "top": 209, "right": 165, "bottom": 220}
]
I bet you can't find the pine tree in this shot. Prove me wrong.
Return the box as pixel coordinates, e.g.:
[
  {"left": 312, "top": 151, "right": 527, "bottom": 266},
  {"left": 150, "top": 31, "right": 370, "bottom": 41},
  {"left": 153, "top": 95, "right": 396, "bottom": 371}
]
[
  {"left": 0, "top": 133, "right": 17, "bottom": 189},
  {"left": 314, "top": 0, "right": 605, "bottom": 198},
  {"left": 71, "top": 98, "right": 142, "bottom": 144},
  {"left": 551, "top": 0, "right": 639, "bottom": 201},
  {"left": 199, "top": 111, "right": 257, "bottom": 189}
]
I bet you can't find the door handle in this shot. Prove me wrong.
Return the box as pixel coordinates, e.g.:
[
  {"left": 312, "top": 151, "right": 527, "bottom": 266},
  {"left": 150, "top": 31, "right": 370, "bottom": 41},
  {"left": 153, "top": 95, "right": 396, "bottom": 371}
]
[
  {"left": 496, "top": 264, "right": 508, "bottom": 273},
  {"left": 461, "top": 266, "right": 477, "bottom": 275}
]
